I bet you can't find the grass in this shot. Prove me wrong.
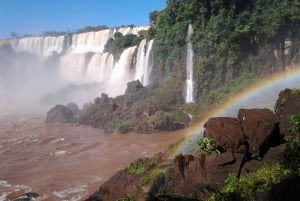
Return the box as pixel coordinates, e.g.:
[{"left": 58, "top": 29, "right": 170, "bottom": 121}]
[{"left": 126, "top": 153, "right": 161, "bottom": 175}]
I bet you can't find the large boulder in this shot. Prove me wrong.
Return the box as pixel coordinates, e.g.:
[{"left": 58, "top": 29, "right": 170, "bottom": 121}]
[
  {"left": 203, "top": 117, "right": 245, "bottom": 153},
  {"left": 125, "top": 80, "right": 144, "bottom": 95},
  {"left": 86, "top": 170, "right": 140, "bottom": 201},
  {"left": 149, "top": 152, "right": 244, "bottom": 200},
  {"left": 238, "top": 108, "right": 279, "bottom": 156},
  {"left": 274, "top": 88, "right": 300, "bottom": 136},
  {"left": 45, "top": 104, "right": 74, "bottom": 123}
]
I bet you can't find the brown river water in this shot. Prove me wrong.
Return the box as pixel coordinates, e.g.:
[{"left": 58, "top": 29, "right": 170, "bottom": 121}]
[{"left": 0, "top": 113, "right": 193, "bottom": 201}]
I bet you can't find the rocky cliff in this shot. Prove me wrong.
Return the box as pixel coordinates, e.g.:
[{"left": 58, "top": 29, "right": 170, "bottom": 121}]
[{"left": 85, "top": 88, "right": 300, "bottom": 201}]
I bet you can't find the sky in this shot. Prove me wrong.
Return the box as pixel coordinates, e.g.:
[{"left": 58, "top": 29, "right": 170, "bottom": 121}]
[{"left": 0, "top": 0, "right": 166, "bottom": 39}]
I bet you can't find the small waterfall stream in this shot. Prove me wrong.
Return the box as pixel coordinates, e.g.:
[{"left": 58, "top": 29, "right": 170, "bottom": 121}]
[{"left": 185, "top": 24, "right": 194, "bottom": 103}]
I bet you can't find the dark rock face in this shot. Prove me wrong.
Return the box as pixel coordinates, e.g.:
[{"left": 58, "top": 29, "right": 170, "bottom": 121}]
[
  {"left": 274, "top": 88, "right": 300, "bottom": 136},
  {"left": 66, "top": 102, "right": 80, "bottom": 116},
  {"left": 238, "top": 108, "right": 279, "bottom": 156},
  {"left": 10, "top": 192, "right": 41, "bottom": 201},
  {"left": 86, "top": 170, "right": 140, "bottom": 201},
  {"left": 125, "top": 80, "right": 144, "bottom": 95},
  {"left": 83, "top": 89, "right": 300, "bottom": 201},
  {"left": 203, "top": 117, "right": 245, "bottom": 153},
  {"left": 259, "top": 176, "right": 300, "bottom": 201},
  {"left": 45, "top": 104, "right": 74, "bottom": 123}
]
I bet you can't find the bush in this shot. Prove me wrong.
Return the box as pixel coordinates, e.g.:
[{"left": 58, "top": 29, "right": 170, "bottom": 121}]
[
  {"left": 116, "top": 195, "right": 135, "bottom": 201},
  {"left": 196, "top": 137, "right": 217, "bottom": 154},
  {"left": 126, "top": 153, "right": 161, "bottom": 175},
  {"left": 209, "top": 164, "right": 290, "bottom": 201},
  {"left": 288, "top": 114, "right": 300, "bottom": 134}
]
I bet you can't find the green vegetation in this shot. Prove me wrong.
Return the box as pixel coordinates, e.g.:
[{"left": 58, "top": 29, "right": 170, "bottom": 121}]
[
  {"left": 75, "top": 25, "right": 109, "bottom": 34},
  {"left": 208, "top": 164, "right": 290, "bottom": 201},
  {"left": 150, "top": 0, "right": 300, "bottom": 106},
  {"left": 167, "top": 137, "right": 186, "bottom": 157},
  {"left": 104, "top": 32, "right": 142, "bottom": 60},
  {"left": 207, "top": 111, "right": 300, "bottom": 201},
  {"left": 116, "top": 195, "right": 135, "bottom": 201},
  {"left": 289, "top": 114, "right": 300, "bottom": 134},
  {"left": 196, "top": 137, "right": 217, "bottom": 155},
  {"left": 140, "top": 168, "right": 164, "bottom": 186},
  {"left": 291, "top": 88, "right": 300, "bottom": 96},
  {"left": 280, "top": 97, "right": 288, "bottom": 106},
  {"left": 126, "top": 153, "right": 161, "bottom": 175}
]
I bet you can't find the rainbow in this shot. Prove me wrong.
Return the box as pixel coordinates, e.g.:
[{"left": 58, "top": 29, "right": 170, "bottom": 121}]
[{"left": 179, "top": 66, "right": 300, "bottom": 154}]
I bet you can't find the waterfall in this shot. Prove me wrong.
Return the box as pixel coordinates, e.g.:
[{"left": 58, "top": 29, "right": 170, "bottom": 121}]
[
  {"left": 85, "top": 52, "right": 114, "bottom": 82},
  {"left": 14, "top": 36, "right": 65, "bottom": 56},
  {"left": 185, "top": 24, "right": 194, "bottom": 103},
  {"left": 0, "top": 26, "right": 153, "bottom": 104},
  {"left": 109, "top": 46, "right": 137, "bottom": 96},
  {"left": 134, "top": 39, "right": 154, "bottom": 86},
  {"left": 144, "top": 39, "right": 154, "bottom": 86}
]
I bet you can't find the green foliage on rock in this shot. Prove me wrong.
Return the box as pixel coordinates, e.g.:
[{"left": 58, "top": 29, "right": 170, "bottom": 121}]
[
  {"left": 150, "top": 0, "right": 300, "bottom": 105},
  {"left": 288, "top": 114, "right": 300, "bottom": 134},
  {"left": 208, "top": 164, "right": 290, "bottom": 201},
  {"left": 126, "top": 153, "right": 162, "bottom": 175},
  {"left": 197, "top": 137, "right": 217, "bottom": 155},
  {"left": 149, "top": 109, "right": 190, "bottom": 131},
  {"left": 104, "top": 32, "right": 142, "bottom": 60},
  {"left": 116, "top": 195, "right": 135, "bottom": 201}
]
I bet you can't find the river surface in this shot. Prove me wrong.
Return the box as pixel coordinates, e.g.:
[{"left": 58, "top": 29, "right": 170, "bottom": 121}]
[{"left": 0, "top": 113, "right": 191, "bottom": 201}]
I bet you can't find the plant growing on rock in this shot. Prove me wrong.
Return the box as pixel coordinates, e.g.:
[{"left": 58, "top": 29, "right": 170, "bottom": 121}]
[
  {"left": 288, "top": 114, "right": 300, "bottom": 134},
  {"left": 196, "top": 137, "right": 217, "bottom": 155}
]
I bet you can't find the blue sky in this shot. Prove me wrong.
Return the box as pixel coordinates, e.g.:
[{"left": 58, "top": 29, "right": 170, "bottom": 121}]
[{"left": 0, "top": 0, "right": 166, "bottom": 38}]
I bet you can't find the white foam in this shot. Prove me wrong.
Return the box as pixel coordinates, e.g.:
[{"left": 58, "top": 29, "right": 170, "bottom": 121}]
[{"left": 52, "top": 185, "right": 88, "bottom": 201}]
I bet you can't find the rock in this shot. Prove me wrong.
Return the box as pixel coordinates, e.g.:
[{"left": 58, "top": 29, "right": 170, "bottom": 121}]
[
  {"left": 274, "top": 88, "right": 300, "bottom": 136},
  {"left": 238, "top": 108, "right": 279, "bottom": 156},
  {"left": 66, "top": 102, "right": 80, "bottom": 116},
  {"left": 85, "top": 170, "right": 140, "bottom": 201},
  {"left": 149, "top": 152, "right": 244, "bottom": 200},
  {"left": 11, "top": 192, "right": 40, "bottom": 201},
  {"left": 240, "top": 160, "right": 262, "bottom": 176},
  {"left": 203, "top": 117, "right": 245, "bottom": 153},
  {"left": 45, "top": 104, "right": 74, "bottom": 123},
  {"left": 263, "top": 143, "right": 287, "bottom": 165},
  {"left": 258, "top": 176, "right": 300, "bottom": 201},
  {"left": 125, "top": 80, "right": 144, "bottom": 95}
]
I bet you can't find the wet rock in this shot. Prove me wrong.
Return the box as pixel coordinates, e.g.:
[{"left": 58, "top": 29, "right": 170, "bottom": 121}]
[
  {"left": 258, "top": 176, "right": 300, "bottom": 201},
  {"left": 85, "top": 170, "right": 140, "bottom": 201},
  {"left": 263, "top": 143, "right": 287, "bottom": 165},
  {"left": 66, "top": 102, "right": 80, "bottom": 116},
  {"left": 11, "top": 192, "right": 40, "bottom": 201},
  {"left": 274, "top": 88, "right": 300, "bottom": 136},
  {"left": 125, "top": 80, "right": 144, "bottom": 95},
  {"left": 238, "top": 108, "right": 279, "bottom": 156},
  {"left": 45, "top": 104, "right": 74, "bottom": 123},
  {"left": 150, "top": 152, "right": 244, "bottom": 200},
  {"left": 203, "top": 117, "right": 246, "bottom": 153}
]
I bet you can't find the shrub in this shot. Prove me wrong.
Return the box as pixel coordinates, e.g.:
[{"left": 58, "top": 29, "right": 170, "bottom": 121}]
[
  {"left": 116, "top": 195, "right": 135, "bottom": 201},
  {"left": 126, "top": 153, "right": 161, "bottom": 175},
  {"left": 197, "top": 137, "right": 217, "bottom": 154},
  {"left": 288, "top": 114, "right": 300, "bottom": 134}
]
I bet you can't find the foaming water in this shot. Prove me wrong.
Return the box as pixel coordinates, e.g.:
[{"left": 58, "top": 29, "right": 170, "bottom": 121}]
[{"left": 0, "top": 114, "right": 188, "bottom": 200}]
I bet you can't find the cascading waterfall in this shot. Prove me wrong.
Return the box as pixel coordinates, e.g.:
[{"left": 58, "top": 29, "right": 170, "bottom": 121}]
[
  {"left": 134, "top": 39, "right": 154, "bottom": 86},
  {"left": 185, "top": 24, "right": 194, "bottom": 103},
  {"left": 0, "top": 26, "right": 154, "bottom": 104},
  {"left": 14, "top": 36, "right": 65, "bottom": 56}
]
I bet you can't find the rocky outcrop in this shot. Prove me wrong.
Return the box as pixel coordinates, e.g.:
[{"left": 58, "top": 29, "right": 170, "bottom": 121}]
[
  {"left": 45, "top": 104, "right": 74, "bottom": 123},
  {"left": 80, "top": 89, "right": 300, "bottom": 201},
  {"left": 238, "top": 108, "right": 279, "bottom": 156},
  {"left": 86, "top": 170, "right": 141, "bottom": 201},
  {"left": 203, "top": 117, "right": 245, "bottom": 153},
  {"left": 274, "top": 88, "right": 300, "bottom": 136}
]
